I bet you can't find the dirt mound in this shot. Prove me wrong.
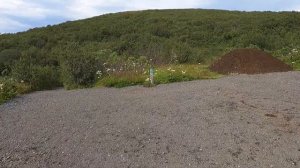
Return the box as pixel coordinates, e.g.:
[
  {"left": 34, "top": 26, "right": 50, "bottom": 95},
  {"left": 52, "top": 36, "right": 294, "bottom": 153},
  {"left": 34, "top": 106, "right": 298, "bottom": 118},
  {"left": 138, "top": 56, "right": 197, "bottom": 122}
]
[{"left": 210, "top": 48, "right": 292, "bottom": 74}]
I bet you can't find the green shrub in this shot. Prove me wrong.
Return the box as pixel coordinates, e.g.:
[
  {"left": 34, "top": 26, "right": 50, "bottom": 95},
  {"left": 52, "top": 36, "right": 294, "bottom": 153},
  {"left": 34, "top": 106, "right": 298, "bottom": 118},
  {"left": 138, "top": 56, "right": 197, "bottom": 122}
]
[
  {"left": 0, "top": 49, "right": 21, "bottom": 64},
  {"left": 30, "top": 66, "right": 61, "bottom": 90},
  {"left": 175, "top": 44, "right": 192, "bottom": 63},
  {"left": 60, "top": 52, "right": 99, "bottom": 89},
  {"left": 0, "top": 49, "right": 21, "bottom": 76},
  {"left": 0, "top": 78, "right": 32, "bottom": 104},
  {"left": 154, "top": 64, "right": 221, "bottom": 84},
  {"left": 11, "top": 59, "right": 33, "bottom": 83},
  {"left": 2, "top": 9, "right": 300, "bottom": 69},
  {"left": 0, "top": 79, "right": 17, "bottom": 104},
  {"left": 0, "top": 63, "right": 10, "bottom": 76},
  {"left": 98, "top": 72, "right": 146, "bottom": 88},
  {"left": 12, "top": 59, "right": 61, "bottom": 90},
  {"left": 15, "top": 82, "right": 31, "bottom": 94},
  {"left": 97, "top": 64, "right": 221, "bottom": 88}
]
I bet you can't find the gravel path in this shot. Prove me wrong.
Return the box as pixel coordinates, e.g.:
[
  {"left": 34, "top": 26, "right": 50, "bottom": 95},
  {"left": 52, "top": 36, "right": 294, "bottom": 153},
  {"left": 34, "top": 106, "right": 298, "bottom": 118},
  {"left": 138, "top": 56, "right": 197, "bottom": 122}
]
[{"left": 1, "top": 72, "right": 300, "bottom": 168}]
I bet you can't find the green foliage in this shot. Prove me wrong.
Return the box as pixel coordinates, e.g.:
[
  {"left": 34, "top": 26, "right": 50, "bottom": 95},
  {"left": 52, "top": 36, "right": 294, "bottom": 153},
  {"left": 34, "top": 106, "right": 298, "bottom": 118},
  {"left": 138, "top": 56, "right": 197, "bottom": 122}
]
[
  {"left": 0, "top": 78, "right": 32, "bottom": 104},
  {"left": 0, "top": 78, "right": 17, "bottom": 104},
  {"left": 12, "top": 59, "right": 61, "bottom": 90},
  {"left": 0, "top": 49, "right": 21, "bottom": 76},
  {"left": 0, "top": 49, "right": 21, "bottom": 63},
  {"left": 153, "top": 64, "right": 221, "bottom": 84},
  {"left": 272, "top": 47, "right": 300, "bottom": 70},
  {"left": 97, "top": 64, "right": 221, "bottom": 88},
  {"left": 98, "top": 72, "right": 146, "bottom": 88},
  {"left": 174, "top": 44, "right": 193, "bottom": 63},
  {"left": 2, "top": 9, "right": 300, "bottom": 66},
  {"left": 11, "top": 58, "right": 32, "bottom": 83},
  {"left": 30, "top": 66, "right": 61, "bottom": 90},
  {"left": 96, "top": 55, "right": 150, "bottom": 88},
  {"left": 60, "top": 46, "right": 100, "bottom": 89},
  {"left": 0, "top": 9, "right": 299, "bottom": 94}
]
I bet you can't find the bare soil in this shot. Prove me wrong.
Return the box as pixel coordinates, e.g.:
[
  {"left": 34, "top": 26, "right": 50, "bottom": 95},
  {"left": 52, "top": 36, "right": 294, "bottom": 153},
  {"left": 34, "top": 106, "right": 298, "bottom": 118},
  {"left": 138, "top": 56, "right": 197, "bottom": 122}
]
[
  {"left": 210, "top": 48, "right": 293, "bottom": 74},
  {"left": 1, "top": 72, "right": 300, "bottom": 168}
]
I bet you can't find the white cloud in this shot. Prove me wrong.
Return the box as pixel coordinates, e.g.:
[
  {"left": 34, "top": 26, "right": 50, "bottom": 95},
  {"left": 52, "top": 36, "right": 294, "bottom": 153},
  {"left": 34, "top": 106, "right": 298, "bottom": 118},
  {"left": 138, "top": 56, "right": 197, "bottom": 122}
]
[
  {"left": 127, "top": 0, "right": 211, "bottom": 10},
  {"left": 0, "top": 16, "right": 30, "bottom": 33},
  {"left": 65, "top": 0, "right": 214, "bottom": 19},
  {"left": 3, "top": 0, "right": 299, "bottom": 33},
  {"left": 0, "top": 0, "right": 57, "bottom": 19},
  {"left": 293, "top": 6, "right": 300, "bottom": 11},
  {"left": 0, "top": 0, "right": 214, "bottom": 33},
  {"left": 0, "top": 0, "right": 214, "bottom": 21}
]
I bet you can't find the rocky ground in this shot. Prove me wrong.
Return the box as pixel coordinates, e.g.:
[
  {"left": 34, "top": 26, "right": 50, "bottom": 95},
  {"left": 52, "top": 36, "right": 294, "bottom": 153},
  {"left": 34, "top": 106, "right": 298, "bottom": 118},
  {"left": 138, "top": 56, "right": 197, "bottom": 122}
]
[{"left": 1, "top": 72, "right": 300, "bottom": 168}]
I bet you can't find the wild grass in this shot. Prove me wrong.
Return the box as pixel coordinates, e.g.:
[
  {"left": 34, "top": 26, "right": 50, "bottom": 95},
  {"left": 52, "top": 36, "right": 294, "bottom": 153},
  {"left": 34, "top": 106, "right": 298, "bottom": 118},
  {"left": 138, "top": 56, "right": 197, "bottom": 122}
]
[
  {"left": 292, "top": 62, "right": 300, "bottom": 71},
  {"left": 96, "top": 64, "right": 221, "bottom": 88},
  {"left": 0, "top": 77, "right": 31, "bottom": 105},
  {"left": 97, "top": 71, "right": 147, "bottom": 88}
]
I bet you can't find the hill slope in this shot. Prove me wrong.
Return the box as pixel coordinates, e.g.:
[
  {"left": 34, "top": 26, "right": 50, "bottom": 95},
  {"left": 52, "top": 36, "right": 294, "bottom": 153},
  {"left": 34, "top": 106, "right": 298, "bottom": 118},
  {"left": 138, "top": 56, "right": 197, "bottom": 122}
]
[
  {"left": 0, "top": 9, "right": 300, "bottom": 89},
  {"left": 1, "top": 9, "right": 300, "bottom": 62}
]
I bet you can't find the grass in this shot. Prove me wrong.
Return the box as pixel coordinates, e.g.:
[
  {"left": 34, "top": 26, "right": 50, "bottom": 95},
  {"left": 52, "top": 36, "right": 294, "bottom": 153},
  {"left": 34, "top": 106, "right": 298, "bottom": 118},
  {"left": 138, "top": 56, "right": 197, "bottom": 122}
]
[
  {"left": 96, "top": 64, "right": 222, "bottom": 88},
  {"left": 96, "top": 71, "right": 147, "bottom": 88},
  {"left": 292, "top": 63, "right": 300, "bottom": 71},
  {"left": 0, "top": 78, "right": 17, "bottom": 104},
  {"left": 0, "top": 77, "right": 31, "bottom": 105}
]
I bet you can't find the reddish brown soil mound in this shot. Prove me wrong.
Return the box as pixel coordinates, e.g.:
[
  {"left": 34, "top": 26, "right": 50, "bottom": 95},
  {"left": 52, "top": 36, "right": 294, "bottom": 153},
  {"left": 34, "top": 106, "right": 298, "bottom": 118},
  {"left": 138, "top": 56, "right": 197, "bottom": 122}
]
[{"left": 210, "top": 48, "right": 292, "bottom": 74}]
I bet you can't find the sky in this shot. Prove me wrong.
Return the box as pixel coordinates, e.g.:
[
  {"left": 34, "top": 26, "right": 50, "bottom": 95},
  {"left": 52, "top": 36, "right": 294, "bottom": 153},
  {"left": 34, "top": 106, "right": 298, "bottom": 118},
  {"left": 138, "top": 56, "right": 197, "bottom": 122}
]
[{"left": 0, "top": 0, "right": 300, "bottom": 33}]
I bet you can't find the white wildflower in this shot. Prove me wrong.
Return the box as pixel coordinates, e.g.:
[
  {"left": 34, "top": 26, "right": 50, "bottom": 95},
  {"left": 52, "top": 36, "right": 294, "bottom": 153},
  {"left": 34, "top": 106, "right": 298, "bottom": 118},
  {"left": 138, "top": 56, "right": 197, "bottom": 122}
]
[
  {"left": 96, "top": 70, "right": 102, "bottom": 75},
  {"left": 182, "top": 71, "right": 186, "bottom": 74},
  {"left": 106, "top": 68, "right": 111, "bottom": 72},
  {"left": 20, "top": 80, "right": 24, "bottom": 83},
  {"left": 167, "top": 67, "right": 172, "bottom": 71},
  {"left": 0, "top": 83, "right": 3, "bottom": 90},
  {"left": 96, "top": 70, "right": 103, "bottom": 79},
  {"left": 292, "top": 49, "right": 298, "bottom": 53},
  {"left": 171, "top": 69, "right": 176, "bottom": 72},
  {"left": 292, "top": 62, "right": 295, "bottom": 64},
  {"left": 145, "top": 78, "right": 150, "bottom": 82}
]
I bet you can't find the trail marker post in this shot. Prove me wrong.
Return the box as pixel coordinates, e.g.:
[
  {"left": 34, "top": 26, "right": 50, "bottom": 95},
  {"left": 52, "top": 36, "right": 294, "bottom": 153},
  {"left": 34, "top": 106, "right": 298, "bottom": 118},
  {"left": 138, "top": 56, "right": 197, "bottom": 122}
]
[{"left": 150, "top": 67, "right": 154, "bottom": 85}]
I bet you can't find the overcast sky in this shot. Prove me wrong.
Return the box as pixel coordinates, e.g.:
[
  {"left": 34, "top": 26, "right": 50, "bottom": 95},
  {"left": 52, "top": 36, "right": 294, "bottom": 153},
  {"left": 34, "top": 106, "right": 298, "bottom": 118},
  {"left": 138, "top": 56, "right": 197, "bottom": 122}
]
[{"left": 0, "top": 0, "right": 300, "bottom": 33}]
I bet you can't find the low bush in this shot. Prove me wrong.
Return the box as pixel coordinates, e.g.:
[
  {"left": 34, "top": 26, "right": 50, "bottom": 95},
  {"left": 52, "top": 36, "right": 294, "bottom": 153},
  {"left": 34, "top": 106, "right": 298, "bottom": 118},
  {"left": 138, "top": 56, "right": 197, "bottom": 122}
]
[
  {"left": 30, "top": 66, "right": 61, "bottom": 90},
  {"left": 0, "top": 78, "right": 31, "bottom": 104},
  {"left": 59, "top": 43, "right": 103, "bottom": 89},
  {"left": 273, "top": 47, "right": 300, "bottom": 70},
  {"left": 98, "top": 72, "right": 146, "bottom": 88},
  {"left": 0, "top": 79, "right": 17, "bottom": 104},
  {"left": 97, "top": 64, "right": 221, "bottom": 88},
  {"left": 12, "top": 59, "right": 61, "bottom": 90},
  {"left": 154, "top": 64, "right": 221, "bottom": 84},
  {"left": 60, "top": 51, "right": 100, "bottom": 89}
]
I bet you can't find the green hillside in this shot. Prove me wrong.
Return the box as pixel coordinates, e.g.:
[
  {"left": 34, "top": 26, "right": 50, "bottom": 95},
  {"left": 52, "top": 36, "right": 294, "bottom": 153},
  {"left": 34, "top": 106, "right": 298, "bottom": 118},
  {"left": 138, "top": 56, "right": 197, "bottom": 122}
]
[{"left": 0, "top": 9, "right": 300, "bottom": 95}]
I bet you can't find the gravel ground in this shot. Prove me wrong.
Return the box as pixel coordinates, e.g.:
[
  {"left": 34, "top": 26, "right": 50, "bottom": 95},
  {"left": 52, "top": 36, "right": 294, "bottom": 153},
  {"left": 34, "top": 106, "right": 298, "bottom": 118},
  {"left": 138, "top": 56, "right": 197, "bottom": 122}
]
[{"left": 1, "top": 72, "right": 300, "bottom": 168}]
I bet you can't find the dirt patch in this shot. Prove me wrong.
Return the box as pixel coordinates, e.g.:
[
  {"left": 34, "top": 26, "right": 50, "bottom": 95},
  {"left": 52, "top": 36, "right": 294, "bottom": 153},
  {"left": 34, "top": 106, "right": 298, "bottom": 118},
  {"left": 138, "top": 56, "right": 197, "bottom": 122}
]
[{"left": 210, "top": 48, "right": 292, "bottom": 74}]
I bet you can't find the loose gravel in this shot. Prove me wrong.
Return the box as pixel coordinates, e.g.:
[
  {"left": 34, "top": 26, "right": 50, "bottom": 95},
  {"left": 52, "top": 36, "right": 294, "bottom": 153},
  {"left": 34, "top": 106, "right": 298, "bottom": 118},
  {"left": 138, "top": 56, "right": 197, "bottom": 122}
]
[{"left": 1, "top": 72, "right": 300, "bottom": 168}]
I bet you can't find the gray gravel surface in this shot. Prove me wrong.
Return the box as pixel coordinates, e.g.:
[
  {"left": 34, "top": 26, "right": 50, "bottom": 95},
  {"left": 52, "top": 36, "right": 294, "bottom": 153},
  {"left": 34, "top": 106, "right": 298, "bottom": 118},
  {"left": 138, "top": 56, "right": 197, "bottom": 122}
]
[{"left": 1, "top": 72, "right": 300, "bottom": 168}]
